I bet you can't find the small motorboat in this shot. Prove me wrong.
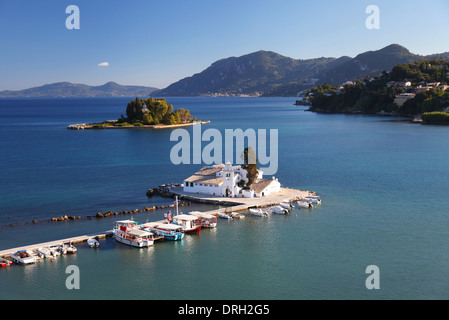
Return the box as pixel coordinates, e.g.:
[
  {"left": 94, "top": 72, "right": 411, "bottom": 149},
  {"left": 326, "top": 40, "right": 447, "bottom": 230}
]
[
  {"left": 87, "top": 238, "right": 100, "bottom": 248},
  {"left": 48, "top": 245, "right": 62, "bottom": 256},
  {"left": 0, "top": 257, "right": 12, "bottom": 267},
  {"left": 304, "top": 197, "right": 321, "bottom": 205},
  {"left": 249, "top": 208, "right": 268, "bottom": 217},
  {"left": 297, "top": 200, "right": 313, "bottom": 209},
  {"left": 59, "top": 245, "right": 67, "bottom": 255},
  {"left": 280, "top": 201, "right": 294, "bottom": 210},
  {"left": 37, "top": 247, "right": 53, "bottom": 259},
  {"left": 10, "top": 250, "right": 36, "bottom": 265},
  {"left": 218, "top": 212, "right": 232, "bottom": 220},
  {"left": 230, "top": 212, "right": 245, "bottom": 219},
  {"left": 63, "top": 242, "right": 77, "bottom": 254},
  {"left": 271, "top": 205, "right": 289, "bottom": 215}
]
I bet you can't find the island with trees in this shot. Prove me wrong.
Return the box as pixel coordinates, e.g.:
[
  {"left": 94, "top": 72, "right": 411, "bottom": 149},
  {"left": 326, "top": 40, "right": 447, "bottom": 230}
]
[
  {"left": 68, "top": 97, "right": 209, "bottom": 130},
  {"left": 302, "top": 59, "right": 449, "bottom": 124}
]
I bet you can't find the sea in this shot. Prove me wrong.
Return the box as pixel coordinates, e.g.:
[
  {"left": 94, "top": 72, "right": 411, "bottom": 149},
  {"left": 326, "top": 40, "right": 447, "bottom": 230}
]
[{"left": 1, "top": 97, "right": 449, "bottom": 300}]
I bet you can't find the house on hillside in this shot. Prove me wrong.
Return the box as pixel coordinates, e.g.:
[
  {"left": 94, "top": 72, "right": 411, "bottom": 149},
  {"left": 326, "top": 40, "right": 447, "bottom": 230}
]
[
  {"left": 394, "top": 93, "right": 416, "bottom": 107},
  {"left": 183, "top": 162, "right": 281, "bottom": 198}
]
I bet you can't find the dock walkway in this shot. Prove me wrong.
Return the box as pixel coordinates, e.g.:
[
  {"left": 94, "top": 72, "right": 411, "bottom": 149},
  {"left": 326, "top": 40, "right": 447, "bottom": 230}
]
[{"left": 0, "top": 231, "right": 112, "bottom": 259}]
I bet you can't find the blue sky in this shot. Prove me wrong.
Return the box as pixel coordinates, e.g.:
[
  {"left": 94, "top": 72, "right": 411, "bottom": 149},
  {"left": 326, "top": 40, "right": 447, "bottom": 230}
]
[{"left": 1, "top": 0, "right": 449, "bottom": 90}]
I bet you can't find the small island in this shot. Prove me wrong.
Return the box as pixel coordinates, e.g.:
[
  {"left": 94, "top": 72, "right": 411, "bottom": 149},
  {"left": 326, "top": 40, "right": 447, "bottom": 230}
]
[{"left": 68, "top": 97, "right": 209, "bottom": 130}]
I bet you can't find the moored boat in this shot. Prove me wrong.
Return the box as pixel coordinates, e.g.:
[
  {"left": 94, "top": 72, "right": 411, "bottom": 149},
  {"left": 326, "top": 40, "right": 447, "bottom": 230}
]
[
  {"left": 249, "top": 208, "right": 268, "bottom": 217},
  {"left": 113, "top": 220, "right": 155, "bottom": 247},
  {"left": 304, "top": 196, "right": 321, "bottom": 205},
  {"left": 172, "top": 214, "right": 201, "bottom": 234},
  {"left": 188, "top": 211, "right": 217, "bottom": 228},
  {"left": 87, "top": 238, "right": 100, "bottom": 248},
  {"left": 48, "top": 245, "right": 62, "bottom": 256},
  {"left": 10, "top": 250, "right": 36, "bottom": 265},
  {"left": 230, "top": 212, "right": 245, "bottom": 219},
  {"left": 142, "top": 223, "right": 184, "bottom": 241},
  {"left": 218, "top": 212, "right": 232, "bottom": 220},
  {"left": 271, "top": 205, "right": 289, "bottom": 215},
  {"left": 37, "top": 247, "right": 53, "bottom": 259},
  {"left": 0, "top": 257, "right": 13, "bottom": 267},
  {"left": 297, "top": 200, "right": 313, "bottom": 209},
  {"left": 280, "top": 200, "right": 294, "bottom": 210},
  {"left": 63, "top": 242, "right": 77, "bottom": 254}
]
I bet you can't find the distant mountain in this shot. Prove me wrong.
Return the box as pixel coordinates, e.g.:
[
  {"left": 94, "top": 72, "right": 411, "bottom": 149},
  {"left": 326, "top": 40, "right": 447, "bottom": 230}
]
[
  {"left": 153, "top": 50, "right": 351, "bottom": 96},
  {"left": 153, "top": 44, "right": 449, "bottom": 97},
  {"left": 0, "top": 81, "right": 159, "bottom": 98},
  {"left": 319, "top": 44, "right": 422, "bottom": 85}
]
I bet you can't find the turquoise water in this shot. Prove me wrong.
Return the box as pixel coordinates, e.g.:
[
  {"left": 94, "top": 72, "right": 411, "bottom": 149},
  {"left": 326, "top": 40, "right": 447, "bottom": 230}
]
[{"left": 1, "top": 97, "right": 449, "bottom": 299}]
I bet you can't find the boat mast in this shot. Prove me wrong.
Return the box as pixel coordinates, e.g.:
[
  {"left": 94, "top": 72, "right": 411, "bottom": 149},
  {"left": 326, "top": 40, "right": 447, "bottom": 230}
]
[{"left": 176, "top": 195, "right": 179, "bottom": 216}]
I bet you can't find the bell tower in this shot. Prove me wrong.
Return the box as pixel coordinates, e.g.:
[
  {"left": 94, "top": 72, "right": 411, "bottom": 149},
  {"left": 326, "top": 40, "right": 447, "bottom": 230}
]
[{"left": 222, "top": 162, "right": 235, "bottom": 197}]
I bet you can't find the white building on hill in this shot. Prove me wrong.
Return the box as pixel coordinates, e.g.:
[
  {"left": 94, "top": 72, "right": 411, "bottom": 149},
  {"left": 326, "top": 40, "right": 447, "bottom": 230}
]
[{"left": 183, "top": 162, "right": 281, "bottom": 198}]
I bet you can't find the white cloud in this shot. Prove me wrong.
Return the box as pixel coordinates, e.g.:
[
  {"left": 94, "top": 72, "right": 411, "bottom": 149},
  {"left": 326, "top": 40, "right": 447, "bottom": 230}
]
[{"left": 98, "top": 62, "right": 110, "bottom": 67}]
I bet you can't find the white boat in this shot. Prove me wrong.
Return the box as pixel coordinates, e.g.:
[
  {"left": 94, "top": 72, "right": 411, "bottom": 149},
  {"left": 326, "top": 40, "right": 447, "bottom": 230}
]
[
  {"left": 280, "top": 200, "right": 294, "bottom": 210},
  {"left": 10, "top": 250, "right": 36, "bottom": 265},
  {"left": 63, "top": 242, "right": 77, "bottom": 254},
  {"left": 249, "top": 208, "right": 268, "bottom": 217},
  {"left": 48, "top": 245, "right": 62, "bottom": 256},
  {"left": 188, "top": 211, "right": 217, "bottom": 228},
  {"left": 297, "top": 200, "right": 313, "bottom": 209},
  {"left": 304, "top": 197, "right": 321, "bottom": 205},
  {"left": 113, "top": 220, "right": 154, "bottom": 247},
  {"left": 30, "top": 249, "right": 43, "bottom": 260},
  {"left": 172, "top": 214, "right": 201, "bottom": 234},
  {"left": 271, "top": 205, "right": 289, "bottom": 215},
  {"left": 37, "top": 247, "right": 53, "bottom": 259},
  {"left": 59, "top": 245, "right": 67, "bottom": 255},
  {"left": 218, "top": 212, "right": 232, "bottom": 220},
  {"left": 87, "top": 238, "right": 100, "bottom": 248},
  {"left": 230, "top": 212, "right": 245, "bottom": 219}
]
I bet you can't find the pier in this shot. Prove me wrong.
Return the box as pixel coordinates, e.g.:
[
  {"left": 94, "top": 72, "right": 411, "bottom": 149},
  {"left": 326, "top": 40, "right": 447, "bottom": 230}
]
[
  {"left": 0, "top": 187, "right": 314, "bottom": 260},
  {"left": 0, "top": 231, "right": 112, "bottom": 259}
]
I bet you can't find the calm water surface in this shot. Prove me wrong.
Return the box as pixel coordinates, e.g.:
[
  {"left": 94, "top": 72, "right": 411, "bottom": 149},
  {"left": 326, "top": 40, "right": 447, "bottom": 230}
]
[{"left": 1, "top": 97, "right": 449, "bottom": 299}]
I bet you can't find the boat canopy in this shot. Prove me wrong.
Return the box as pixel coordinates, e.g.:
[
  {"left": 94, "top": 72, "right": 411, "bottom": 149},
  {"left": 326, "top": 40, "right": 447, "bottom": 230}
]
[
  {"left": 127, "top": 229, "right": 153, "bottom": 237},
  {"left": 155, "top": 224, "right": 184, "bottom": 230},
  {"left": 141, "top": 222, "right": 159, "bottom": 228},
  {"left": 189, "top": 211, "right": 215, "bottom": 219},
  {"left": 115, "top": 220, "right": 138, "bottom": 225},
  {"left": 173, "top": 214, "right": 198, "bottom": 221}
]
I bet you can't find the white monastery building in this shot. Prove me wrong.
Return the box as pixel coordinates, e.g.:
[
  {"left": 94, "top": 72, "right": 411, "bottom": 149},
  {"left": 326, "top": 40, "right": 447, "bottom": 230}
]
[{"left": 183, "top": 162, "right": 281, "bottom": 198}]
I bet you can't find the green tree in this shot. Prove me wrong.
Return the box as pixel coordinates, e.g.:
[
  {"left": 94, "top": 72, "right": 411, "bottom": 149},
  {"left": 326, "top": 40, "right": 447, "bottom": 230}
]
[
  {"left": 142, "top": 112, "right": 154, "bottom": 125},
  {"left": 178, "top": 108, "right": 192, "bottom": 122},
  {"left": 241, "top": 146, "right": 258, "bottom": 187},
  {"left": 173, "top": 110, "right": 182, "bottom": 124}
]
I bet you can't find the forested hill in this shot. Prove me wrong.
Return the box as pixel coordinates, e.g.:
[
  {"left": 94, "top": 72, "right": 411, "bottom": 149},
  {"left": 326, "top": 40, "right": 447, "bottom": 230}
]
[
  {"left": 305, "top": 59, "right": 449, "bottom": 116},
  {"left": 153, "top": 44, "right": 449, "bottom": 97}
]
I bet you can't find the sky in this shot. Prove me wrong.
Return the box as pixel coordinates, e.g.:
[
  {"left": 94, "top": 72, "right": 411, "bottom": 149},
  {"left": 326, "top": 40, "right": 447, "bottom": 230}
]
[{"left": 1, "top": 0, "right": 449, "bottom": 91}]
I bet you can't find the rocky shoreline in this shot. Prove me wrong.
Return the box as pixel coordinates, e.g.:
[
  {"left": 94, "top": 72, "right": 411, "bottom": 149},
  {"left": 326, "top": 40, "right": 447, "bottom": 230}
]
[
  {"left": 1, "top": 196, "right": 191, "bottom": 228},
  {"left": 67, "top": 120, "right": 210, "bottom": 130}
]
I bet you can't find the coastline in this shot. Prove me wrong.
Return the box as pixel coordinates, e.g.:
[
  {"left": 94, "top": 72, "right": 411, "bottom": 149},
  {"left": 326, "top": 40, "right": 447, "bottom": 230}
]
[{"left": 67, "top": 120, "right": 210, "bottom": 130}]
